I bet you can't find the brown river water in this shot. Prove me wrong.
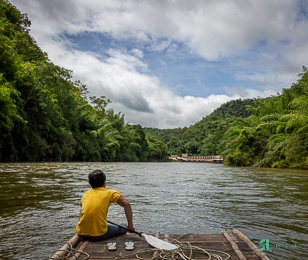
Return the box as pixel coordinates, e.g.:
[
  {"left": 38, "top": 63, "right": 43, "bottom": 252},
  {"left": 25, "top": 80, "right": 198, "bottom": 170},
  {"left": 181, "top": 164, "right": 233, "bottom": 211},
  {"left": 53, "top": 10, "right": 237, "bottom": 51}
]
[{"left": 0, "top": 162, "right": 307, "bottom": 259}]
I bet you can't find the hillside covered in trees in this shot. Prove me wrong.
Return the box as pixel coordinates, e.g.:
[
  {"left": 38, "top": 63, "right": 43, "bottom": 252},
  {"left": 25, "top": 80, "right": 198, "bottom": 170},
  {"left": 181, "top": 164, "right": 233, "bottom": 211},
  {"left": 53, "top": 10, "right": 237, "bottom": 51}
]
[
  {"left": 222, "top": 69, "right": 308, "bottom": 168},
  {"left": 146, "top": 68, "right": 308, "bottom": 169},
  {"left": 0, "top": 1, "right": 168, "bottom": 162},
  {"left": 144, "top": 98, "right": 256, "bottom": 156},
  {"left": 1, "top": 1, "right": 308, "bottom": 168}
]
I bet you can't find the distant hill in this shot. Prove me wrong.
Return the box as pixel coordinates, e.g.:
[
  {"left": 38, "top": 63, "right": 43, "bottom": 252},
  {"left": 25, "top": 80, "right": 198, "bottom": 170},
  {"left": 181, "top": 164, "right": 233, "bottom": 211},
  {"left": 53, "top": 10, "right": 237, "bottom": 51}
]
[
  {"left": 3, "top": 1, "right": 307, "bottom": 168},
  {"left": 144, "top": 69, "right": 308, "bottom": 169},
  {"left": 144, "top": 98, "right": 256, "bottom": 156}
]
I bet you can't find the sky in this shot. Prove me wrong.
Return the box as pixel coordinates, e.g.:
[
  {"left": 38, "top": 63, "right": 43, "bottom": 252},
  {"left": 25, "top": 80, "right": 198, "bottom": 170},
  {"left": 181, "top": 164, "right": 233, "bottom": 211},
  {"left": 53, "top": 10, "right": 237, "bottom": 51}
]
[{"left": 9, "top": 0, "right": 308, "bottom": 129}]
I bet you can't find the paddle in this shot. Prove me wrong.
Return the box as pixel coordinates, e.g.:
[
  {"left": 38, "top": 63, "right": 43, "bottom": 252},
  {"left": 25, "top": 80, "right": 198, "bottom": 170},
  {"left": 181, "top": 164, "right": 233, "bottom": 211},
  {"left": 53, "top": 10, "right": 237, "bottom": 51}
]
[{"left": 107, "top": 220, "right": 178, "bottom": 251}]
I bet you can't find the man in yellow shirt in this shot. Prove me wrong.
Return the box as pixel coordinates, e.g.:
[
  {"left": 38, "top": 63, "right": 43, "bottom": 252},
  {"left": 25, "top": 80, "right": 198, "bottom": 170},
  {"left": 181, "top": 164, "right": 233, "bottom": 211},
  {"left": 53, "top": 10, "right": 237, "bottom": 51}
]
[{"left": 76, "top": 169, "right": 135, "bottom": 240}]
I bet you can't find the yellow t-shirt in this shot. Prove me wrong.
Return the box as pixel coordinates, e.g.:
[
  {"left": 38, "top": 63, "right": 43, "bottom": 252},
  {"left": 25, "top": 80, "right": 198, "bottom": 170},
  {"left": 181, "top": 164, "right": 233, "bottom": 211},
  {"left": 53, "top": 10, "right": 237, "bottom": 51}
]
[{"left": 76, "top": 187, "right": 122, "bottom": 236}]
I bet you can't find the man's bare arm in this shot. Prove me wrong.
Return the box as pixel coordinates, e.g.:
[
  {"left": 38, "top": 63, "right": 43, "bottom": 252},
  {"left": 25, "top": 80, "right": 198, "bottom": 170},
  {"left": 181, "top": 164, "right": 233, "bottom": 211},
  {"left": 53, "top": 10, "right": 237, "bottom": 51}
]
[{"left": 117, "top": 196, "right": 135, "bottom": 231}]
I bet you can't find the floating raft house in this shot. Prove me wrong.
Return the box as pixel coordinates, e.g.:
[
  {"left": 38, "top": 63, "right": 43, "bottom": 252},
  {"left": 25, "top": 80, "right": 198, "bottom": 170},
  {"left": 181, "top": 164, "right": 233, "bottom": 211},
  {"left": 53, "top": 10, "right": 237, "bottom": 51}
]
[
  {"left": 169, "top": 154, "right": 224, "bottom": 163},
  {"left": 49, "top": 229, "right": 270, "bottom": 260}
]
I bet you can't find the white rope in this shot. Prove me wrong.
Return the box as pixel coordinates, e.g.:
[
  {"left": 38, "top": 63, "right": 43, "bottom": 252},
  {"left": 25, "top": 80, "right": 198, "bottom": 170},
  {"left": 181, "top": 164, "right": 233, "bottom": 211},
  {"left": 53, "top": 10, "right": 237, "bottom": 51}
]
[{"left": 115, "top": 238, "right": 231, "bottom": 260}]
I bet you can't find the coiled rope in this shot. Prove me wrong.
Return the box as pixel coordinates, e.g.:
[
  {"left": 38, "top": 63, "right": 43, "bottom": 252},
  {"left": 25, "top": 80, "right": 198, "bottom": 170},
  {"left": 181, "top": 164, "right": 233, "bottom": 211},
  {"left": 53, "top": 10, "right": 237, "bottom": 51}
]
[
  {"left": 49, "top": 234, "right": 231, "bottom": 260},
  {"left": 115, "top": 236, "right": 231, "bottom": 260},
  {"left": 49, "top": 240, "right": 90, "bottom": 260}
]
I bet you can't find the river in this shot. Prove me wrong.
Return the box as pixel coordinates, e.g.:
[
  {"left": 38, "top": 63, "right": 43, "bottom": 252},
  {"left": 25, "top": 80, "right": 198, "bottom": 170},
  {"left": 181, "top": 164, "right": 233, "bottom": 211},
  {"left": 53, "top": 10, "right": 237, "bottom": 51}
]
[{"left": 0, "top": 162, "right": 307, "bottom": 259}]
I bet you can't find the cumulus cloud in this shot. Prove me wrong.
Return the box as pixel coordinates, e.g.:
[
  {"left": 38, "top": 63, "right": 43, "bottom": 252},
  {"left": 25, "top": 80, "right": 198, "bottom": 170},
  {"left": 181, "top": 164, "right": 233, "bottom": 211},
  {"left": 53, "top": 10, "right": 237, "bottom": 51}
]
[
  {"left": 9, "top": 0, "right": 308, "bottom": 128},
  {"left": 46, "top": 40, "right": 233, "bottom": 128},
  {"left": 15, "top": 0, "right": 308, "bottom": 61}
]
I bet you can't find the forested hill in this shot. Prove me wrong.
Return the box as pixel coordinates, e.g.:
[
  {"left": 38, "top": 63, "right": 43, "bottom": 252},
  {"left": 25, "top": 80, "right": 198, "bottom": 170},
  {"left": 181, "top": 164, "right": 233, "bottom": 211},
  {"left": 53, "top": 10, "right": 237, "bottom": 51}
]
[
  {"left": 2, "top": 1, "right": 308, "bottom": 168},
  {"left": 0, "top": 1, "right": 168, "bottom": 162},
  {"left": 145, "top": 68, "right": 308, "bottom": 169},
  {"left": 144, "top": 98, "right": 256, "bottom": 156}
]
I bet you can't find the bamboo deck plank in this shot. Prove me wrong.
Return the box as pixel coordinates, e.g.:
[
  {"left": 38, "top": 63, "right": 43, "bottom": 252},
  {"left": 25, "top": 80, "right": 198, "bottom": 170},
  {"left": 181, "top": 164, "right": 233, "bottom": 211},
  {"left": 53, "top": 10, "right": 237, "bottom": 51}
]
[{"left": 52, "top": 231, "right": 267, "bottom": 260}]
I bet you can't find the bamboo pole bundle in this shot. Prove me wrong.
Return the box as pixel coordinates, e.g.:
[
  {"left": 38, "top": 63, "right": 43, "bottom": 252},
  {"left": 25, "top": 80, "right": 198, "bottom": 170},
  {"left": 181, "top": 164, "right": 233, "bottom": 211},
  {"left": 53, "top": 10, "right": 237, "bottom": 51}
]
[
  {"left": 232, "top": 229, "right": 271, "bottom": 260},
  {"left": 49, "top": 233, "right": 80, "bottom": 260},
  {"left": 68, "top": 240, "right": 89, "bottom": 260},
  {"left": 222, "top": 230, "right": 247, "bottom": 260}
]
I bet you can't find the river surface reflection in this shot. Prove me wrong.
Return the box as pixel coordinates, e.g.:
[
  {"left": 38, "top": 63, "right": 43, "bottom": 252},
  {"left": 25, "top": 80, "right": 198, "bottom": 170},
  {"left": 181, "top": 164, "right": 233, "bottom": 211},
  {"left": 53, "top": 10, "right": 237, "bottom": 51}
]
[{"left": 0, "top": 162, "right": 307, "bottom": 259}]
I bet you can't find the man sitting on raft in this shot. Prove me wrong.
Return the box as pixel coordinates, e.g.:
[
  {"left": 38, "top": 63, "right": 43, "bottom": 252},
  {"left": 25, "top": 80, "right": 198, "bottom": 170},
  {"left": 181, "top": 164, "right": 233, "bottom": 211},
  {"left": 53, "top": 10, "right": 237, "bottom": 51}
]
[{"left": 76, "top": 169, "right": 135, "bottom": 240}]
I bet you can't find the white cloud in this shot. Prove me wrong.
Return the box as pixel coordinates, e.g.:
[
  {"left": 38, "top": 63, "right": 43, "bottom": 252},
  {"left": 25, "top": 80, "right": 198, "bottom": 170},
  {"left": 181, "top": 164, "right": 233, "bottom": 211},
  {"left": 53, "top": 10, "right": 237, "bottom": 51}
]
[
  {"left": 149, "top": 39, "right": 172, "bottom": 52},
  {"left": 131, "top": 49, "right": 144, "bottom": 59},
  {"left": 42, "top": 37, "right": 234, "bottom": 128},
  {"left": 9, "top": 0, "right": 308, "bottom": 128},
  {"left": 16, "top": 0, "right": 307, "bottom": 61},
  {"left": 225, "top": 86, "right": 277, "bottom": 99}
]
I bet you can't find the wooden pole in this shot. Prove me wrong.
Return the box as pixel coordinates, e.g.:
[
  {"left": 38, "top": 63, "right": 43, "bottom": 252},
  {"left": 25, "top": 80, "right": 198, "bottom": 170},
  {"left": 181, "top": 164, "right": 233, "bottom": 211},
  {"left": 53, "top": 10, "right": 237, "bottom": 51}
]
[
  {"left": 232, "top": 229, "right": 271, "bottom": 260},
  {"left": 68, "top": 240, "right": 89, "bottom": 260},
  {"left": 222, "top": 231, "right": 247, "bottom": 260},
  {"left": 49, "top": 233, "right": 80, "bottom": 260}
]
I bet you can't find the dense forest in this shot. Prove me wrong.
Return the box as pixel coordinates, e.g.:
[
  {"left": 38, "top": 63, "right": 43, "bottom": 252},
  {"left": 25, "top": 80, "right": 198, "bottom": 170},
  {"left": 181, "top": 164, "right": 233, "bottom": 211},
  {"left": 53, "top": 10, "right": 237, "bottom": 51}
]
[
  {"left": 0, "top": 1, "right": 168, "bottom": 162},
  {"left": 1, "top": 1, "right": 308, "bottom": 168},
  {"left": 146, "top": 68, "right": 308, "bottom": 169},
  {"left": 144, "top": 98, "right": 256, "bottom": 156}
]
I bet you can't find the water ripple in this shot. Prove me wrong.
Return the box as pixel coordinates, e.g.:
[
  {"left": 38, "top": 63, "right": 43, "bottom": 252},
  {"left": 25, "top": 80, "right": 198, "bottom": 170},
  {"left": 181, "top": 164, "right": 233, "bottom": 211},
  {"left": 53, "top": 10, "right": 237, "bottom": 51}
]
[{"left": 0, "top": 162, "right": 307, "bottom": 259}]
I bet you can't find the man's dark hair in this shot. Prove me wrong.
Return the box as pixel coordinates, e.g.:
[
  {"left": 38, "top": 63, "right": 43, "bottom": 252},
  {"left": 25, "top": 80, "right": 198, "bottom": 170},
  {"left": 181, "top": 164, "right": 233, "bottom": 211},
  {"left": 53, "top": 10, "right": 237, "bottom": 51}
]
[{"left": 88, "top": 170, "right": 106, "bottom": 188}]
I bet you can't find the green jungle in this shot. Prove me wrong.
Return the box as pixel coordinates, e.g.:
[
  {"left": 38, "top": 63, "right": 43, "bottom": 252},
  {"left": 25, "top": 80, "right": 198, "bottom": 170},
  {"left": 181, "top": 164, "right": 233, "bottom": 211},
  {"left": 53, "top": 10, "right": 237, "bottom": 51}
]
[{"left": 1, "top": 1, "right": 308, "bottom": 168}]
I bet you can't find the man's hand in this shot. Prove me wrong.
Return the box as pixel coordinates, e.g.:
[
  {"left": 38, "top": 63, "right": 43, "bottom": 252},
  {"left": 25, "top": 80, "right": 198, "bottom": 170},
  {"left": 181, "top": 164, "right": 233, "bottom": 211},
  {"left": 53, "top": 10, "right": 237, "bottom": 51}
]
[{"left": 125, "top": 225, "right": 135, "bottom": 233}]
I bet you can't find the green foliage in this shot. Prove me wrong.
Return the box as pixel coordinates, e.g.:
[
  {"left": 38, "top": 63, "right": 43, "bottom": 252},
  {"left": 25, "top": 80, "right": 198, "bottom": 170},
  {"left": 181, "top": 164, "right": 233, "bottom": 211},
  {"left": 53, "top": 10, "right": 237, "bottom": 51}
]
[
  {"left": 222, "top": 66, "right": 308, "bottom": 168},
  {"left": 2, "top": 1, "right": 308, "bottom": 167},
  {"left": 146, "top": 67, "right": 308, "bottom": 169},
  {"left": 146, "top": 135, "right": 168, "bottom": 161},
  {"left": 145, "top": 99, "right": 256, "bottom": 157},
  {"left": 0, "top": 1, "right": 165, "bottom": 162}
]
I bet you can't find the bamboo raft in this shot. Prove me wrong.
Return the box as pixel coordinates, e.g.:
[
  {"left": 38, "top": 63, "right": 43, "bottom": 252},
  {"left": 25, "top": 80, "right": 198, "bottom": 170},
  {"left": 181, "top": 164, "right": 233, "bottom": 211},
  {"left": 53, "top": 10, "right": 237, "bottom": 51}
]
[{"left": 49, "top": 229, "right": 270, "bottom": 260}]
